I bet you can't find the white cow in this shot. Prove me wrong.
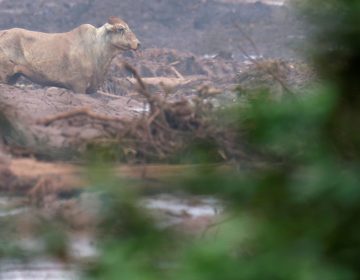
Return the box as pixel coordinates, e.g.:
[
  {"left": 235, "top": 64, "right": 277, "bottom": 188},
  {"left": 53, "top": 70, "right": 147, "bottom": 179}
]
[{"left": 0, "top": 16, "right": 140, "bottom": 94}]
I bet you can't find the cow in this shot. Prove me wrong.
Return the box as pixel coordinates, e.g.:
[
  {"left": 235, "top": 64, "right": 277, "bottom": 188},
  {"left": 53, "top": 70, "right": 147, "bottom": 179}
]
[{"left": 0, "top": 16, "right": 140, "bottom": 94}]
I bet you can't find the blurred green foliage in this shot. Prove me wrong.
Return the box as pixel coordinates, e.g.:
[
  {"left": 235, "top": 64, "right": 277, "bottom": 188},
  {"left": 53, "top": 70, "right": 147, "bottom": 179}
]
[{"left": 86, "top": 1, "right": 360, "bottom": 279}]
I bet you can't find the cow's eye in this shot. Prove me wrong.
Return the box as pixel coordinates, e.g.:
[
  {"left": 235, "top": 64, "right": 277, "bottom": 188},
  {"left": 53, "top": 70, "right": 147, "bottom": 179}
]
[{"left": 117, "top": 28, "right": 125, "bottom": 34}]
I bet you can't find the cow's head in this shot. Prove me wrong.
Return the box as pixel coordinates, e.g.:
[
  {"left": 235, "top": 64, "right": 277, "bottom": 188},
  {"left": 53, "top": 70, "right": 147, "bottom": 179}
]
[{"left": 104, "top": 16, "right": 140, "bottom": 51}]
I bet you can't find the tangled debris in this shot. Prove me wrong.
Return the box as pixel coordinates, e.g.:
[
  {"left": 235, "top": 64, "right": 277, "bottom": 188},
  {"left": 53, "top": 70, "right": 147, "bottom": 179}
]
[
  {"left": 0, "top": 63, "right": 243, "bottom": 163},
  {"left": 0, "top": 59, "right": 311, "bottom": 199},
  {"left": 49, "top": 63, "right": 241, "bottom": 162},
  {"left": 236, "top": 59, "right": 316, "bottom": 99}
]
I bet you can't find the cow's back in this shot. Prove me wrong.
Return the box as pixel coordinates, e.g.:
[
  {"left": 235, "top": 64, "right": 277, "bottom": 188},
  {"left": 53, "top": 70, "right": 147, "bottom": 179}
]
[
  {"left": 0, "top": 28, "right": 60, "bottom": 65},
  {"left": 0, "top": 22, "right": 120, "bottom": 93}
]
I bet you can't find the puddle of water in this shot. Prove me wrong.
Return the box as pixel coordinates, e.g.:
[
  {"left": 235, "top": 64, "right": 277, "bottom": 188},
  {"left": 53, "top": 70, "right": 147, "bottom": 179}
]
[
  {"left": 68, "top": 235, "right": 97, "bottom": 260},
  {"left": 0, "top": 207, "right": 28, "bottom": 218},
  {"left": 0, "top": 197, "right": 29, "bottom": 218},
  {"left": 0, "top": 193, "right": 223, "bottom": 279},
  {"left": 0, "top": 260, "right": 79, "bottom": 280},
  {"left": 0, "top": 235, "right": 96, "bottom": 280},
  {"left": 141, "top": 194, "right": 223, "bottom": 228},
  {"left": 143, "top": 195, "right": 222, "bottom": 217}
]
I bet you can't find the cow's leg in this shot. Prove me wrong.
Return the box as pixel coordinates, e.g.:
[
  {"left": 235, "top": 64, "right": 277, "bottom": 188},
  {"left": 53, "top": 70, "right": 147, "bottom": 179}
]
[
  {"left": 0, "top": 59, "right": 15, "bottom": 84},
  {"left": 70, "top": 83, "right": 87, "bottom": 94},
  {"left": 7, "top": 73, "right": 21, "bottom": 85},
  {"left": 13, "top": 65, "right": 44, "bottom": 86},
  {"left": 0, "top": 72, "right": 7, "bottom": 83},
  {"left": 0, "top": 72, "right": 17, "bottom": 85},
  {"left": 0, "top": 62, "right": 28, "bottom": 85},
  {"left": 85, "top": 86, "right": 97, "bottom": 94}
]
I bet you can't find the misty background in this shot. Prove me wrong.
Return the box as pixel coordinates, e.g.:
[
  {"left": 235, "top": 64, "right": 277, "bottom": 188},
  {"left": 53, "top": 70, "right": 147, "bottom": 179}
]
[{"left": 0, "top": 0, "right": 305, "bottom": 59}]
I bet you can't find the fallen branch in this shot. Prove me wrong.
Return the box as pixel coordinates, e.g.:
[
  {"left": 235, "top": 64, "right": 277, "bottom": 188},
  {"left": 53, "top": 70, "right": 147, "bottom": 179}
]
[
  {"left": 234, "top": 24, "right": 295, "bottom": 96},
  {"left": 97, "top": 90, "right": 123, "bottom": 99},
  {"left": 36, "top": 107, "right": 127, "bottom": 126}
]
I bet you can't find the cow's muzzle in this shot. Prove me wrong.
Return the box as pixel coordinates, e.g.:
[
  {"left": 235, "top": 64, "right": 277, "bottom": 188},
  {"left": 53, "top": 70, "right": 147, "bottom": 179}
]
[{"left": 131, "top": 41, "right": 141, "bottom": 50}]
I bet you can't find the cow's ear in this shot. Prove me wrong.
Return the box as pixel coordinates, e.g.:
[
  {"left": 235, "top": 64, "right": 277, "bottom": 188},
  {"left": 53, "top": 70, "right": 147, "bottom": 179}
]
[{"left": 104, "top": 23, "right": 117, "bottom": 32}]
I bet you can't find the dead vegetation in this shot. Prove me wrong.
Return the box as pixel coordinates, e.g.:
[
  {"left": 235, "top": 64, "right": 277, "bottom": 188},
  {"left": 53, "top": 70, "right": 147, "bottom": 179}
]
[
  {"left": 0, "top": 54, "right": 313, "bottom": 204},
  {"left": 35, "top": 63, "right": 240, "bottom": 162},
  {"left": 0, "top": 45, "right": 251, "bottom": 207},
  {"left": 0, "top": 61, "right": 245, "bottom": 201},
  {"left": 236, "top": 59, "right": 315, "bottom": 99}
]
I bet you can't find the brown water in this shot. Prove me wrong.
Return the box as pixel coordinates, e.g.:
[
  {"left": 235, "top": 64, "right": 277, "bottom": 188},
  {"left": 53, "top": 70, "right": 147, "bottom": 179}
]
[{"left": 0, "top": 193, "right": 222, "bottom": 280}]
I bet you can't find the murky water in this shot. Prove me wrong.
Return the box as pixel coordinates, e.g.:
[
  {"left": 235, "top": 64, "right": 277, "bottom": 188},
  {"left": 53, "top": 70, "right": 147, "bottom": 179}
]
[
  {"left": 0, "top": 193, "right": 222, "bottom": 279},
  {"left": 0, "top": 197, "right": 28, "bottom": 217},
  {"left": 0, "top": 261, "right": 79, "bottom": 280}
]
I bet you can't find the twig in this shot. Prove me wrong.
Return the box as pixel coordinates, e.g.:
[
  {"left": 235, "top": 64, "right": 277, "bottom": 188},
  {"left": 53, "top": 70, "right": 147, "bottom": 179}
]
[
  {"left": 201, "top": 214, "right": 237, "bottom": 238},
  {"left": 122, "top": 62, "right": 150, "bottom": 99},
  {"left": 122, "top": 62, "right": 162, "bottom": 114},
  {"left": 36, "top": 107, "right": 126, "bottom": 126},
  {"left": 97, "top": 90, "right": 122, "bottom": 99},
  {"left": 170, "top": 66, "right": 185, "bottom": 80},
  {"left": 234, "top": 24, "right": 295, "bottom": 96},
  {"left": 234, "top": 23, "right": 261, "bottom": 57}
]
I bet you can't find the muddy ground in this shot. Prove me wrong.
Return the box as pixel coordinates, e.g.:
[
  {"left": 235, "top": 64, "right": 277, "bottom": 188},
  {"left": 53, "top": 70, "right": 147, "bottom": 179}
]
[
  {"left": 0, "top": 0, "right": 311, "bottom": 197},
  {"left": 0, "top": 0, "right": 309, "bottom": 156},
  {"left": 0, "top": 0, "right": 311, "bottom": 263},
  {"left": 0, "top": 2, "right": 314, "bottom": 277}
]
